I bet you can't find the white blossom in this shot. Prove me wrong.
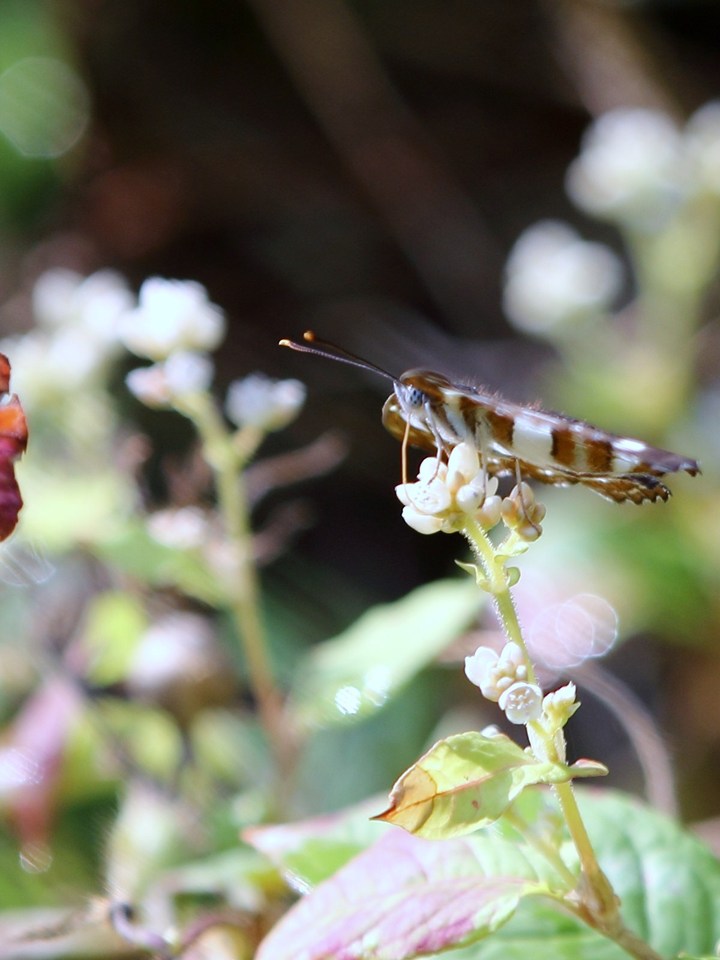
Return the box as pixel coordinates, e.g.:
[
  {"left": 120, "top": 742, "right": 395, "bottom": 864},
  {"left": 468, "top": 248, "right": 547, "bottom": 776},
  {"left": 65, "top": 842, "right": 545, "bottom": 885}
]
[
  {"left": 0, "top": 329, "right": 108, "bottom": 406},
  {"left": 225, "top": 373, "right": 306, "bottom": 432},
  {"left": 503, "top": 221, "right": 623, "bottom": 334},
  {"left": 32, "top": 269, "right": 133, "bottom": 345},
  {"left": 147, "top": 507, "right": 209, "bottom": 549},
  {"left": 498, "top": 681, "right": 543, "bottom": 725},
  {"left": 464, "top": 642, "right": 529, "bottom": 701},
  {"left": 126, "top": 352, "right": 214, "bottom": 408},
  {"left": 119, "top": 278, "right": 225, "bottom": 360},
  {"left": 566, "top": 108, "right": 688, "bottom": 229},
  {"left": 396, "top": 443, "right": 501, "bottom": 535}
]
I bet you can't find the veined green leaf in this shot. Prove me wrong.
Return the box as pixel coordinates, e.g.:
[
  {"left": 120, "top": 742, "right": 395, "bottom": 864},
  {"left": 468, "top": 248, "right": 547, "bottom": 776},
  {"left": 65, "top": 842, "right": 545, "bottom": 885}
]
[{"left": 375, "top": 731, "right": 605, "bottom": 839}]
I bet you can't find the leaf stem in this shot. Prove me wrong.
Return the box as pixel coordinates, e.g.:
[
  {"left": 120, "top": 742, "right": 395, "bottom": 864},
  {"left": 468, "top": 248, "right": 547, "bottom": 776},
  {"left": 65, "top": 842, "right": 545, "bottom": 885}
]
[{"left": 461, "top": 515, "right": 664, "bottom": 960}]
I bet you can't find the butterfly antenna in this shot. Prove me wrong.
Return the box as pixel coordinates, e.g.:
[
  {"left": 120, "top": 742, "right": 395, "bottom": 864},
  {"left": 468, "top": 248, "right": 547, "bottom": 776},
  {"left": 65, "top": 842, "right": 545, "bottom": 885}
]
[{"left": 279, "top": 331, "right": 397, "bottom": 382}]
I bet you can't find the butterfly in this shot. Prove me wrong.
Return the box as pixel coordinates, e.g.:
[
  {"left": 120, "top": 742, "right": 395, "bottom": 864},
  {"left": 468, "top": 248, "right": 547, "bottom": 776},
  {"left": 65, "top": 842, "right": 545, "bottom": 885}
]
[{"left": 280, "top": 332, "right": 699, "bottom": 504}]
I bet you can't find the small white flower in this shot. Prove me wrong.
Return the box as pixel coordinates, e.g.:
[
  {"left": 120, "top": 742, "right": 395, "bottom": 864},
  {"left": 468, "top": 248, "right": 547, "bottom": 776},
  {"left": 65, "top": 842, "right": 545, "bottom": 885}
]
[
  {"left": 147, "top": 507, "right": 209, "bottom": 549},
  {"left": 119, "top": 278, "right": 225, "bottom": 360},
  {"left": 126, "top": 352, "right": 214, "bottom": 408},
  {"left": 417, "top": 457, "right": 447, "bottom": 483},
  {"left": 503, "top": 221, "right": 623, "bottom": 335},
  {"left": 566, "top": 108, "right": 688, "bottom": 229},
  {"left": 396, "top": 442, "right": 499, "bottom": 535},
  {"left": 464, "top": 641, "right": 528, "bottom": 701},
  {"left": 396, "top": 476, "right": 452, "bottom": 515},
  {"left": 498, "top": 681, "right": 543, "bottom": 725},
  {"left": 225, "top": 373, "right": 306, "bottom": 432},
  {"left": 400, "top": 507, "right": 444, "bottom": 536},
  {"left": 0, "top": 329, "right": 108, "bottom": 406},
  {"left": 32, "top": 269, "right": 133, "bottom": 345},
  {"left": 446, "top": 443, "right": 480, "bottom": 488},
  {"left": 464, "top": 646, "right": 500, "bottom": 697}
]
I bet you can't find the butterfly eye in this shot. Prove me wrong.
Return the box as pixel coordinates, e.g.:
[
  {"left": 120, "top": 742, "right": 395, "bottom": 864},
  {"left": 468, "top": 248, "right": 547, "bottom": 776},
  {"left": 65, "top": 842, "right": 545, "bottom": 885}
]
[{"left": 403, "top": 385, "right": 426, "bottom": 408}]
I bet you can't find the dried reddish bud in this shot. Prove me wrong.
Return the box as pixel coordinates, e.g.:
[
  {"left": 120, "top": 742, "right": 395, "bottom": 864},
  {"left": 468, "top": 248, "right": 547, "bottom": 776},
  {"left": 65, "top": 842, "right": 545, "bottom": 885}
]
[{"left": 0, "top": 354, "right": 28, "bottom": 540}]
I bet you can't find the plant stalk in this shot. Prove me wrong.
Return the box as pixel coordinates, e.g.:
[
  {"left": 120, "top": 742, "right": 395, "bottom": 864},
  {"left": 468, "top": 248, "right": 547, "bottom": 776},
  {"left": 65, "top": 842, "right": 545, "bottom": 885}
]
[
  {"left": 461, "top": 515, "right": 664, "bottom": 960},
  {"left": 182, "top": 393, "right": 291, "bottom": 785}
]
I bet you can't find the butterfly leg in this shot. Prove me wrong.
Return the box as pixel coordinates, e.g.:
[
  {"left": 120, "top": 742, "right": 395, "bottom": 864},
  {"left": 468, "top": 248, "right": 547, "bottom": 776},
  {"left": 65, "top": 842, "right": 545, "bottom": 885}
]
[{"left": 513, "top": 459, "right": 543, "bottom": 537}]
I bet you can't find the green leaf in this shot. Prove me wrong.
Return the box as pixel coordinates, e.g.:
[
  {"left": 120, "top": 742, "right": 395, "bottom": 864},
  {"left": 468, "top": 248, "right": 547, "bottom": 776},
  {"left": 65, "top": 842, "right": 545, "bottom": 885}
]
[
  {"left": 18, "top": 464, "right": 133, "bottom": 552},
  {"left": 290, "top": 579, "right": 483, "bottom": 728},
  {"left": 247, "top": 796, "right": 391, "bottom": 890},
  {"left": 577, "top": 790, "right": 720, "bottom": 959},
  {"left": 83, "top": 591, "right": 148, "bottom": 684},
  {"left": 374, "top": 732, "right": 590, "bottom": 839},
  {"left": 454, "top": 789, "right": 720, "bottom": 960}
]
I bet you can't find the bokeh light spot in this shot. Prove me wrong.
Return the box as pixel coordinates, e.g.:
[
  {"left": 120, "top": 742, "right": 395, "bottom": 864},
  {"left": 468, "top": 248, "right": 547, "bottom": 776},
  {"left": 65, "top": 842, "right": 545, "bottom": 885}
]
[{"left": 0, "top": 56, "right": 90, "bottom": 158}]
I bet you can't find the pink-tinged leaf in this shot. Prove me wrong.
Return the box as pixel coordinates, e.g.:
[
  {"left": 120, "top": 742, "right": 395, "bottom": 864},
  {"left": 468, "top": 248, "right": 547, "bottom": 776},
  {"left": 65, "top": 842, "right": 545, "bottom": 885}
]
[
  {"left": 246, "top": 797, "right": 385, "bottom": 890},
  {"left": 2, "top": 678, "right": 82, "bottom": 850},
  {"left": 255, "top": 828, "right": 547, "bottom": 960},
  {"left": 374, "top": 732, "right": 581, "bottom": 840},
  {"left": 569, "top": 758, "right": 609, "bottom": 777},
  {"left": 0, "top": 354, "right": 27, "bottom": 541}
]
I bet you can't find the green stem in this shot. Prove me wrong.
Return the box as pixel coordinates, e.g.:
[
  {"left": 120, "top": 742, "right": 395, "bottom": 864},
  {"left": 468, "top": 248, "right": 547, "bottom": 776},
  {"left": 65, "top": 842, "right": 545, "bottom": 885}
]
[
  {"left": 180, "top": 393, "right": 291, "bottom": 784},
  {"left": 462, "top": 518, "right": 536, "bottom": 684},
  {"left": 502, "top": 807, "right": 577, "bottom": 889},
  {"left": 461, "top": 516, "right": 663, "bottom": 960}
]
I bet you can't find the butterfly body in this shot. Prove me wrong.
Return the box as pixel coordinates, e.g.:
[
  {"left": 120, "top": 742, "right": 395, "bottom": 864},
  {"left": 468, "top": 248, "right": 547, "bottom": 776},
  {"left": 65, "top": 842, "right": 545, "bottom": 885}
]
[{"left": 384, "top": 369, "right": 698, "bottom": 504}]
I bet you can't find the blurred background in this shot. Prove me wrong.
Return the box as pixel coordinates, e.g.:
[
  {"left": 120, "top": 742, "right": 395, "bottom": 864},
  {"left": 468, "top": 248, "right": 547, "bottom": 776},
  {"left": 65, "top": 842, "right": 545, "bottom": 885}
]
[{"left": 0, "top": 0, "right": 719, "bottom": 948}]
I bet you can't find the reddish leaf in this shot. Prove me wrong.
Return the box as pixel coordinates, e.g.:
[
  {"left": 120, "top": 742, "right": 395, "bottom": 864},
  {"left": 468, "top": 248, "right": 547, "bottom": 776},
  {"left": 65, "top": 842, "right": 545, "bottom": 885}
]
[
  {"left": 3, "top": 678, "right": 82, "bottom": 851},
  {"left": 0, "top": 354, "right": 27, "bottom": 540},
  {"left": 255, "top": 828, "right": 545, "bottom": 960}
]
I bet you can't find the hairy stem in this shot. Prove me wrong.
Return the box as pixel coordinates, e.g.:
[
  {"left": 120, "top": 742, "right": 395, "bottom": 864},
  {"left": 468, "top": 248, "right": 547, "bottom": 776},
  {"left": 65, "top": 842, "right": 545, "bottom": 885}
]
[
  {"left": 462, "top": 518, "right": 536, "bottom": 684},
  {"left": 461, "top": 515, "right": 664, "bottom": 960}
]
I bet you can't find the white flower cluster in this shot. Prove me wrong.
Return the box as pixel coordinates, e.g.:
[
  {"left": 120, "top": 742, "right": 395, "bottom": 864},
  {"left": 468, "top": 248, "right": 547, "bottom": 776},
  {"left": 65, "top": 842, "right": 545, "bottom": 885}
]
[
  {"left": 225, "top": 373, "right": 306, "bottom": 433},
  {"left": 125, "top": 351, "right": 214, "bottom": 408},
  {"left": 7, "top": 268, "right": 306, "bottom": 436},
  {"left": 503, "top": 221, "right": 623, "bottom": 334},
  {"left": 118, "top": 279, "right": 306, "bottom": 428},
  {"left": 1, "top": 269, "right": 132, "bottom": 406},
  {"left": 464, "top": 641, "right": 577, "bottom": 727},
  {"left": 121, "top": 277, "right": 225, "bottom": 409},
  {"left": 566, "top": 108, "right": 687, "bottom": 230},
  {"left": 396, "top": 443, "right": 502, "bottom": 535},
  {"left": 567, "top": 103, "right": 720, "bottom": 230},
  {"left": 396, "top": 443, "right": 546, "bottom": 541},
  {"left": 119, "top": 278, "right": 225, "bottom": 361},
  {"left": 504, "top": 102, "right": 720, "bottom": 335}
]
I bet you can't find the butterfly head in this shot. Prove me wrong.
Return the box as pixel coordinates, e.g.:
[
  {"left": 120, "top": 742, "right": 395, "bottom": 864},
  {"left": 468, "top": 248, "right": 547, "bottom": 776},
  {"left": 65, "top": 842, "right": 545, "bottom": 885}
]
[{"left": 394, "top": 370, "right": 452, "bottom": 412}]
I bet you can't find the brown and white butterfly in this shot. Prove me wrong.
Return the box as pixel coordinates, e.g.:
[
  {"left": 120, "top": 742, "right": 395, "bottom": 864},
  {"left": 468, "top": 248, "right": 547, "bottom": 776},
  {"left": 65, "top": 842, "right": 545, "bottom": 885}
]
[{"left": 280, "top": 332, "right": 699, "bottom": 504}]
